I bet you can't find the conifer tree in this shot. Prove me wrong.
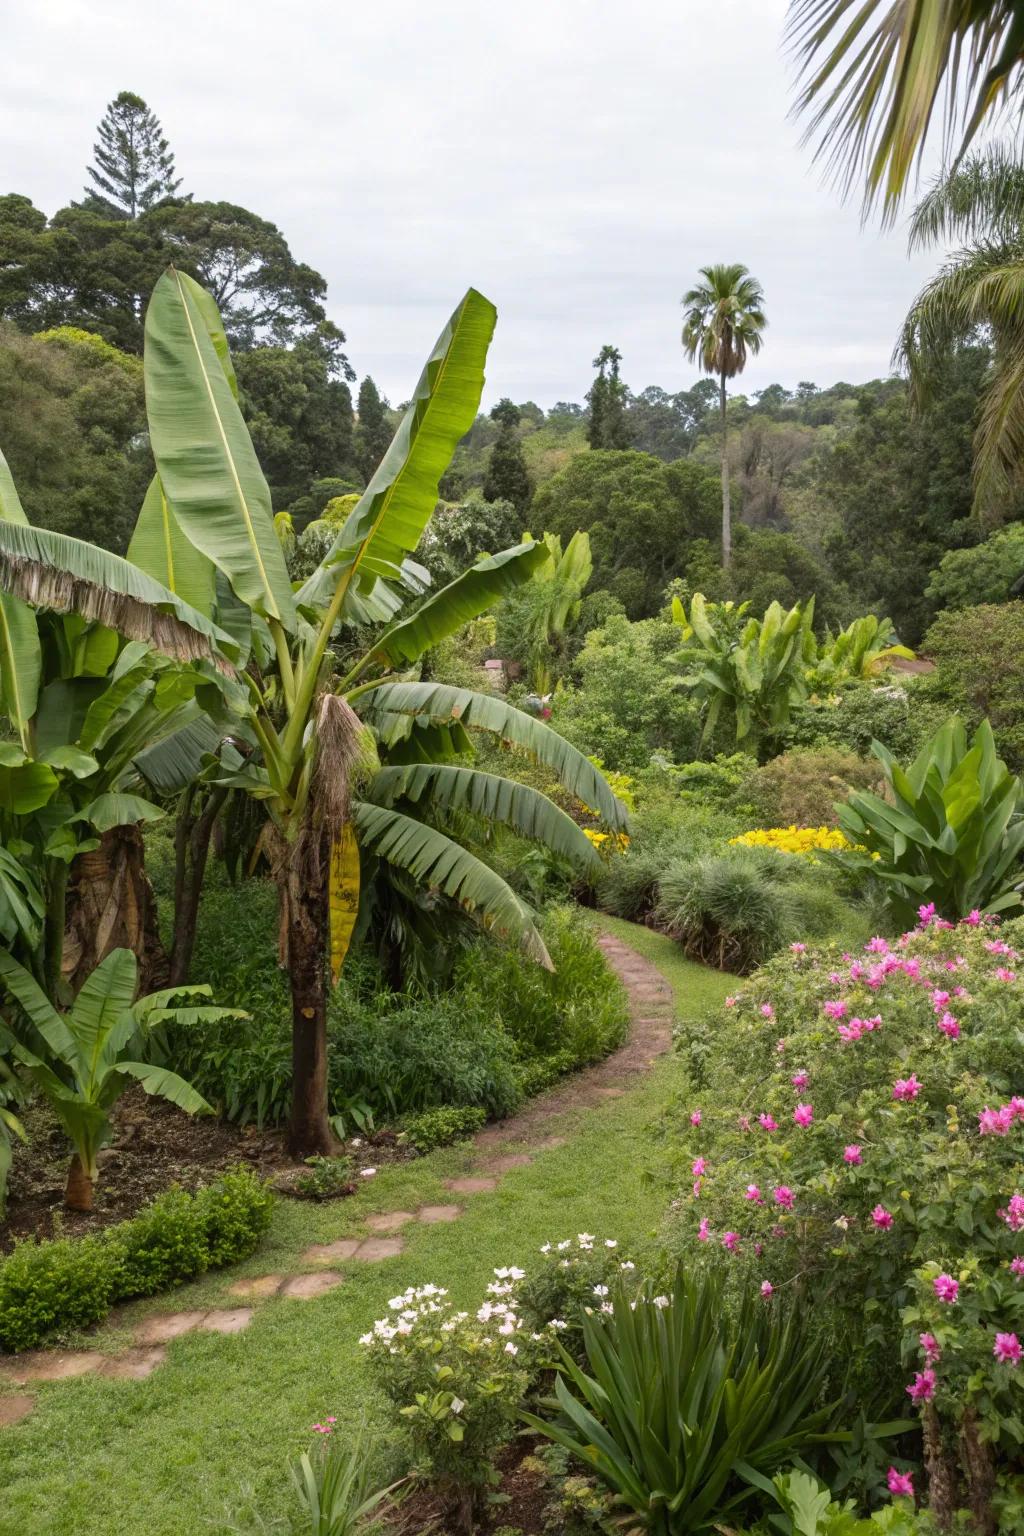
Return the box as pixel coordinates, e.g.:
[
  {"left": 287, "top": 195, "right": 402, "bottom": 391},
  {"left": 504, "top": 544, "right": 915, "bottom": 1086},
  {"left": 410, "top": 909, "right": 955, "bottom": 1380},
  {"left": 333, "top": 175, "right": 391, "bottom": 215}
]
[
  {"left": 354, "top": 376, "right": 393, "bottom": 480},
  {"left": 84, "top": 91, "right": 182, "bottom": 220},
  {"left": 586, "top": 345, "right": 631, "bottom": 449},
  {"left": 483, "top": 398, "right": 533, "bottom": 515}
]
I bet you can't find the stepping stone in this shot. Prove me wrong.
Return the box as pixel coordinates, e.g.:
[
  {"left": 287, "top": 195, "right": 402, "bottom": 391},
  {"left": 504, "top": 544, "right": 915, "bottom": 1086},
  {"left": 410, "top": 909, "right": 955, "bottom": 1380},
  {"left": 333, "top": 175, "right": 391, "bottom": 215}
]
[
  {"left": 303, "top": 1239, "right": 360, "bottom": 1264},
  {"left": 99, "top": 1347, "right": 166, "bottom": 1380},
  {"left": 134, "top": 1311, "right": 208, "bottom": 1345},
  {"left": 352, "top": 1237, "right": 404, "bottom": 1261},
  {"left": 199, "top": 1308, "right": 254, "bottom": 1335},
  {"left": 480, "top": 1154, "right": 532, "bottom": 1174},
  {"left": 279, "top": 1271, "right": 344, "bottom": 1300},
  {"left": 417, "top": 1204, "right": 462, "bottom": 1224},
  {"left": 0, "top": 1394, "right": 35, "bottom": 1426},
  {"left": 366, "top": 1211, "right": 414, "bottom": 1233},
  {"left": 227, "top": 1274, "right": 284, "bottom": 1300},
  {"left": 445, "top": 1176, "right": 497, "bottom": 1195},
  {"left": 3, "top": 1351, "right": 102, "bottom": 1385}
]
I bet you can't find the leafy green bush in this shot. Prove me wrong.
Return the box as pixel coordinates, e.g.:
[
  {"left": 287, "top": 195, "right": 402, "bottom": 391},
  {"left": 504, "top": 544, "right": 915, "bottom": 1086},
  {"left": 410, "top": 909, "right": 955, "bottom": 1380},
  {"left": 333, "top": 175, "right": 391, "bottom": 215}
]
[
  {"left": 524, "top": 1265, "right": 832, "bottom": 1535},
  {"left": 516, "top": 1232, "right": 634, "bottom": 1364},
  {"left": 290, "top": 1155, "right": 356, "bottom": 1201},
  {"left": 837, "top": 717, "right": 1024, "bottom": 926},
  {"left": 0, "top": 1232, "right": 117, "bottom": 1352},
  {"left": 674, "top": 920, "right": 1024, "bottom": 1518},
  {"left": 403, "top": 1106, "right": 486, "bottom": 1153},
  {"left": 0, "top": 1167, "right": 273, "bottom": 1352},
  {"left": 925, "top": 526, "right": 1024, "bottom": 612},
  {"left": 786, "top": 682, "right": 929, "bottom": 762},
  {"left": 743, "top": 748, "right": 882, "bottom": 829},
  {"left": 919, "top": 602, "right": 1024, "bottom": 771}
]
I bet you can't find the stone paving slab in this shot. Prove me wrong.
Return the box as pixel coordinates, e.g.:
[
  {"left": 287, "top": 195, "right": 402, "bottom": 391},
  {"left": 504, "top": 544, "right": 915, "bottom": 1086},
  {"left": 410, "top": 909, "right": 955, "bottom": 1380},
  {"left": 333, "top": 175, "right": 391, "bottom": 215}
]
[
  {"left": 134, "top": 1311, "right": 209, "bottom": 1346},
  {"left": 227, "top": 1274, "right": 285, "bottom": 1299},
  {"left": 417, "top": 1204, "right": 462, "bottom": 1224},
  {"left": 199, "top": 1308, "right": 254, "bottom": 1335},
  {"left": 366, "top": 1211, "right": 415, "bottom": 1233},
  {"left": 445, "top": 1175, "right": 497, "bottom": 1194},
  {"left": 99, "top": 1347, "right": 167, "bottom": 1380},
  {"left": 302, "top": 1238, "right": 360, "bottom": 1264},
  {"left": 279, "top": 1271, "right": 344, "bottom": 1300},
  {"left": 352, "top": 1237, "right": 403, "bottom": 1261},
  {"left": 2, "top": 1351, "right": 102, "bottom": 1384}
]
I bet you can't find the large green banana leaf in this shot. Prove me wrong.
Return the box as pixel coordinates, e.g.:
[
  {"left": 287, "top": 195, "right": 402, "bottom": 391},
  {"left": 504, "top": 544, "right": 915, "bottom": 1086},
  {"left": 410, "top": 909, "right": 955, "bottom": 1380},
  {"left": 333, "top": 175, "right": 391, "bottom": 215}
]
[
  {"left": 363, "top": 682, "right": 629, "bottom": 830},
  {"left": 352, "top": 801, "right": 552, "bottom": 968},
  {"left": 128, "top": 475, "right": 216, "bottom": 616},
  {"left": 113, "top": 1060, "right": 212, "bottom": 1114},
  {"left": 0, "top": 447, "right": 41, "bottom": 746},
  {"left": 0, "top": 446, "right": 28, "bottom": 526},
  {"left": 131, "top": 716, "right": 224, "bottom": 795},
  {"left": 366, "top": 763, "right": 602, "bottom": 869},
  {"left": 71, "top": 948, "right": 138, "bottom": 1082},
  {"left": 144, "top": 269, "right": 295, "bottom": 630},
  {"left": 296, "top": 289, "right": 497, "bottom": 612},
  {"left": 0, "top": 520, "right": 240, "bottom": 670},
  {"left": 368, "top": 542, "right": 550, "bottom": 666}
]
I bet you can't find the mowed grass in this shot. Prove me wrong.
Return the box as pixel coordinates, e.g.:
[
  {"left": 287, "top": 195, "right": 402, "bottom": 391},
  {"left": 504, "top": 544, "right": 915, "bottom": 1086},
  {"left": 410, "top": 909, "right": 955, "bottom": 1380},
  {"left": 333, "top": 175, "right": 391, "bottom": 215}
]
[{"left": 0, "top": 922, "right": 730, "bottom": 1536}]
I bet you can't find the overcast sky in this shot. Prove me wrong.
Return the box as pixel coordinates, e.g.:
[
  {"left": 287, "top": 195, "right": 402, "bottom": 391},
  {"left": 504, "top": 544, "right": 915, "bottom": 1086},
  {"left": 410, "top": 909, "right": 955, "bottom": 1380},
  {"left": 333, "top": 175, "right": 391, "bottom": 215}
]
[{"left": 3, "top": 0, "right": 944, "bottom": 407}]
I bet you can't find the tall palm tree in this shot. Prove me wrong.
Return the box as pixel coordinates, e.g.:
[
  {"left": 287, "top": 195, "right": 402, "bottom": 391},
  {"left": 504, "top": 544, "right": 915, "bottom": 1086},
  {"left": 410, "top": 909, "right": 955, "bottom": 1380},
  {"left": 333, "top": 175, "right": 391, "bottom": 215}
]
[
  {"left": 788, "top": 0, "right": 1024, "bottom": 221},
  {"left": 681, "top": 264, "right": 767, "bottom": 568},
  {"left": 897, "top": 143, "right": 1024, "bottom": 517}
]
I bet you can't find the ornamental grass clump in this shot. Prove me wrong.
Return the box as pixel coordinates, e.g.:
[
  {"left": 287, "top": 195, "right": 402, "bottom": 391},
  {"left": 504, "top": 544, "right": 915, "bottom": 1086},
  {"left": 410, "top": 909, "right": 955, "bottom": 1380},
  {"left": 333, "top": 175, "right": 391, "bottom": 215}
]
[{"left": 676, "top": 915, "right": 1024, "bottom": 1524}]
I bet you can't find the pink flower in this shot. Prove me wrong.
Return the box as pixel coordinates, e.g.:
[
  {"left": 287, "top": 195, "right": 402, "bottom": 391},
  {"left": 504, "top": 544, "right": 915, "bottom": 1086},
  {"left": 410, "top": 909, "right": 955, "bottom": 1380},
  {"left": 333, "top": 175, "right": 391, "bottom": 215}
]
[
  {"left": 721, "top": 1231, "right": 740, "bottom": 1252},
  {"left": 937, "top": 1012, "right": 960, "bottom": 1038},
  {"left": 737, "top": 1115, "right": 751, "bottom": 1132},
  {"left": 843, "top": 1145, "right": 863, "bottom": 1165},
  {"left": 791, "top": 1071, "right": 809, "bottom": 1089},
  {"left": 692, "top": 1157, "right": 706, "bottom": 1176},
  {"left": 692, "top": 1181, "right": 702, "bottom": 1198},
  {"left": 823, "top": 999, "right": 848, "bottom": 1019},
  {"left": 887, "top": 1468, "right": 914, "bottom": 1498},
  {"left": 920, "top": 1333, "right": 941, "bottom": 1365},
  {"left": 760, "top": 1002, "right": 775, "bottom": 1019},
  {"left": 724, "top": 996, "right": 736, "bottom": 1008},
  {"left": 690, "top": 1109, "right": 702, "bottom": 1127},
  {"left": 773, "top": 1186, "right": 794, "bottom": 1210},
  {"left": 979, "top": 1105, "right": 1014, "bottom": 1136},
  {"left": 996, "top": 967, "right": 1017, "bottom": 982},
  {"left": 866, "top": 936, "right": 890, "bottom": 953},
  {"left": 745, "top": 1184, "right": 763, "bottom": 1203},
  {"left": 906, "top": 1368, "right": 936, "bottom": 1402},
  {"left": 930, "top": 989, "right": 950, "bottom": 1009},
  {"left": 776, "top": 1037, "right": 786, "bottom": 1053},
  {"left": 994, "top": 1332, "right": 1022, "bottom": 1366},
  {"left": 697, "top": 1218, "right": 711, "bottom": 1242},
  {"left": 760, "top": 1280, "right": 773, "bottom": 1298},
  {"left": 918, "top": 902, "right": 937, "bottom": 926},
  {"left": 838, "top": 1022, "right": 863, "bottom": 1043},
  {"left": 933, "top": 1273, "right": 959, "bottom": 1304},
  {"left": 793, "top": 1103, "right": 814, "bottom": 1127},
  {"left": 872, "top": 1205, "right": 893, "bottom": 1230},
  {"left": 963, "top": 910, "right": 982, "bottom": 926},
  {"left": 759, "top": 1113, "right": 778, "bottom": 1132},
  {"left": 1010, "top": 1097, "right": 1024, "bottom": 1119},
  {"left": 1011, "top": 1257, "right": 1024, "bottom": 1278},
  {"left": 790, "top": 943, "right": 806, "bottom": 954},
  {"left": 892, "top": 1075, "right": 922, "bottom": 1102},
  {"left": 1003, "top": 1195, "right": 1024, "bottom": 1232}
]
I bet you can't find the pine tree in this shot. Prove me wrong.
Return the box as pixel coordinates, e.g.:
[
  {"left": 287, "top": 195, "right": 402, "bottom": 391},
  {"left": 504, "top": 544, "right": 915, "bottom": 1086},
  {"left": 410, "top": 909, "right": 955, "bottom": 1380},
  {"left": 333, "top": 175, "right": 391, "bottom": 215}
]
[
  {"left": 355, "top": 376, "right": 393, "bottom": 480},
  {"left": 586, "top": 345, "right": 632, "bottom": 450},
  {"left": 84, "top": 91, "right": 182, "bottom": 220},
  {"left": 483, "top": 398, "right": 533, "bottom": 516}
]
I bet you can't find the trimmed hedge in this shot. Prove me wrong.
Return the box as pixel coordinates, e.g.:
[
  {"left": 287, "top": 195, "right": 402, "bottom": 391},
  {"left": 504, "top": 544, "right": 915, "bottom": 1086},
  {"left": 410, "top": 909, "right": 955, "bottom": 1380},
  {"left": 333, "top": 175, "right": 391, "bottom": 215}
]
[{"left": 0, "top": 1166, "right": 273, "bottom": 1353}]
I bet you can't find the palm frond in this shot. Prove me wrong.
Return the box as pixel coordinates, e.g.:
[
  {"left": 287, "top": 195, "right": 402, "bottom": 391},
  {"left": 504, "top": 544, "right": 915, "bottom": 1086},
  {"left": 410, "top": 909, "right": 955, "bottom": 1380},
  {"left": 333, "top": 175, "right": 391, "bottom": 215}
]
[{"left": 909, "top": 141, "right": 1024, "bottom": 249}]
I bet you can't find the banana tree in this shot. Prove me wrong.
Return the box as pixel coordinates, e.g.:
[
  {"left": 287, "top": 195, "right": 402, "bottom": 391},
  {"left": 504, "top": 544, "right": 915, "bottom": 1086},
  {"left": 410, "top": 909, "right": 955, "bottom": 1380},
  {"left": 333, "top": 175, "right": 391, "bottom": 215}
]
[
  {"left": 672, "top": 592, "right": 816, "bottom": 752},
  {"left": 0, "top": 946, "right": 237, "bottom": 1209},
  {"left": 134, "top": 270, "right": 628, "bottom": 1156},
  {"left": 0, "top": 446, "right": 240, "bottom": 996},
  {"left": 514, "top": 530, "right": 593, "bottom": 695},
  {"left": 809, "top": 614, "right": 913, "bottom": 690}
]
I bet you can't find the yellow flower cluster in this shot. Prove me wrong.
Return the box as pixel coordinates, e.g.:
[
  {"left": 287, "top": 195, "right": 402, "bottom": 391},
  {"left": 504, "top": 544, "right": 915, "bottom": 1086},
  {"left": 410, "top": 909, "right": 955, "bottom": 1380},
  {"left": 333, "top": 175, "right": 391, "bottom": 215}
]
[
  {"left": 583, "top": 828, "right": 631, "bottom": 855},
  {"left": 729, "top": 825, "right": 854, "bottom": 855}
]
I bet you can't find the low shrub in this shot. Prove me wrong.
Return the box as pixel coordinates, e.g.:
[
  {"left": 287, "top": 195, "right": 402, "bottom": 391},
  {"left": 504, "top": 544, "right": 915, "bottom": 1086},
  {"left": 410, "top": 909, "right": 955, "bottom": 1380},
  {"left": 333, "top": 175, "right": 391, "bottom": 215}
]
[
  {"left": 289, "top": 1155, "right": 356, "bottom": 1201},
  {"left": 730, "top": 825, "right": 854, "bottom": 855},
  {"left": 742, "top": 747, "right": 882, "bottom": 828},
  {"left": 402, "top": 1106, "right": 487, "bottom": 1154},
  {"left": 785, "top": 681, "right": 930, "bottom": 762},
  {"left": 516, "top": 1231, "right": 634, "bottom": 1363},
  {"left": 0, "top": 1167, "right": 273, "bottom": 1352},
  {"left": 672, "top": 919, "right": 1024, "bottom": 1521}
]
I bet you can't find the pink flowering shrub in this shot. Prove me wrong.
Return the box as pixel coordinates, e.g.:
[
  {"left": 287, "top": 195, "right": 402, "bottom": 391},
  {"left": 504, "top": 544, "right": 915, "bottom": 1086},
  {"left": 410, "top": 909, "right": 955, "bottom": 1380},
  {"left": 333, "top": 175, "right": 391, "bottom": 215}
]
[{"left": 672, "top": 916, "right": 1024, "bottom": 1520}]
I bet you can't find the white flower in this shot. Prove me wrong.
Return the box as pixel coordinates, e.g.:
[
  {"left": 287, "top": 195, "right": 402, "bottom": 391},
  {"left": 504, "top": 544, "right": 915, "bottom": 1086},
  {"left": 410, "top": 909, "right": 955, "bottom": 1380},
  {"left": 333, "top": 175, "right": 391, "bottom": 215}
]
[
  {"left": 360, "top": 1167, "right": 376, "bottom": 1178},
  {"left": 351, "top": 1138, "right": 363, "bottom": 1148},
  {"left": 592, "top": 1285, "right": 609, "bottom": 1298},
  {"left": 508, "top": 1266, "right": 525, "bottom": 1280},
  {"left": 450, "top": 1397, "right": 465, "bottom": 1415},
  {"left": 358, "top": 1332, "right": 373, "bottom": 1346},
  {"left": 601, "top": 1302, "right": 614, "bottom": 1315},
  {"left": 548, "top": 1318, "right": 567, "bottom": 1330},
  {"left": 540, "top": 1242, "right": 552, "bottom": 1254},
  {"left": 620, "top": 1261, "right": 635, "bottom": 1271},
  {"left": 578, "top": 1233, "right": 595, "bottom": 1245},
  {"left": 652, "top": 1295, "right": 670, "bottom": 1309},
  {"left": 604, "top": 1239, "right": 618, "bottom": 1249},
  {"left": 556, "top": 1240, "right": 571, "bottom": 1251},
  {"left": 504, "top": 1342, "right": 518, "bottom": 1355}
]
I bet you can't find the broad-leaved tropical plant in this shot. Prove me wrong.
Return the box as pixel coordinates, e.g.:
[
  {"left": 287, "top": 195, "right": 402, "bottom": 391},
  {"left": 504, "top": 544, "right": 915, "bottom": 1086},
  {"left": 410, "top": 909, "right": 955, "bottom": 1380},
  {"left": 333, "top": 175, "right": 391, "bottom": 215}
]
[
  {"left": 524, "top": 1265, "right": 833, "bottom": 1535},
  {"left": 0, "top": 946, "right": 239, "bottom": 1209},
  {"left": 809, "top": 614, "right": 913, "bottom": 689},
  {"left": 837, "top": 716, "right": 1024, "bottom": 925}
]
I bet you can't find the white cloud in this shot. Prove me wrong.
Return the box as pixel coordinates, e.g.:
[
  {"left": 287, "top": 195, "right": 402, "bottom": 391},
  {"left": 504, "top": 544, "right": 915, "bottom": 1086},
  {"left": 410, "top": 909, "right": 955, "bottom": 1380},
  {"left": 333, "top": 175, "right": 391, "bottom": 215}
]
[{"left": 3, "top": 0, "right": 943, "bottom": 405}]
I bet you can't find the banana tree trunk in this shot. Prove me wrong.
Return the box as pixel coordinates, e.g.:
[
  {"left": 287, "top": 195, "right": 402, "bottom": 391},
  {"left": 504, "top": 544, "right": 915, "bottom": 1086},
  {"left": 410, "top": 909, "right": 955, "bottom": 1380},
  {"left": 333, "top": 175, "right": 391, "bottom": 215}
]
[
  {"left": 170, "top": 784, "right": 228, "bottom": 986},
  {"left": 64, "top": 825, "right": 169, "bottom": 996},
  {"left": 719, "top": 371, "right": 731, "bottom": 570},
  {"left": 280, "top": 832, "right": 336, "bottom": 1158},
  {"left": 64, "top": 1153, "right": 94, "bottom": 1212}
]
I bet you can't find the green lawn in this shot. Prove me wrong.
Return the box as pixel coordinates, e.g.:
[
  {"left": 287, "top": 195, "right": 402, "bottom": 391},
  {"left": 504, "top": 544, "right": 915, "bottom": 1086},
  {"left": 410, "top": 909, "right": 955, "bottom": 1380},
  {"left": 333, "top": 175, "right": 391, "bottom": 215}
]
[{"left": 0, "top": 923, "right": 730, "bottom": 1536}]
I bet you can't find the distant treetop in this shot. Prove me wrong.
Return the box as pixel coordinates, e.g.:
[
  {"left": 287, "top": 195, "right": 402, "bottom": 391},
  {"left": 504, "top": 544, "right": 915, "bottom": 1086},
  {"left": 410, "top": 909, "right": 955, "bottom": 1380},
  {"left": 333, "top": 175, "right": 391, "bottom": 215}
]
[{"left": 84, "top": 90, "right": 182, "bottom": 220}]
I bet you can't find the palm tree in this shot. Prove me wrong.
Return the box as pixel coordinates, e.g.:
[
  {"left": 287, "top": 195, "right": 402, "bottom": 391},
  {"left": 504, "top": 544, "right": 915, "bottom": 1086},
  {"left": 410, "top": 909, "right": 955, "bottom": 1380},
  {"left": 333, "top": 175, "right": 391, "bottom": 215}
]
[
  {"left": 897, "top": 143, "right": 1024, "bottom": 517},
  {"left": 681, "top": 265, "right": 767, "bottom": 569},
  {"left": 787, "top": 0, "right": 1024, "bottom": 221}
]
